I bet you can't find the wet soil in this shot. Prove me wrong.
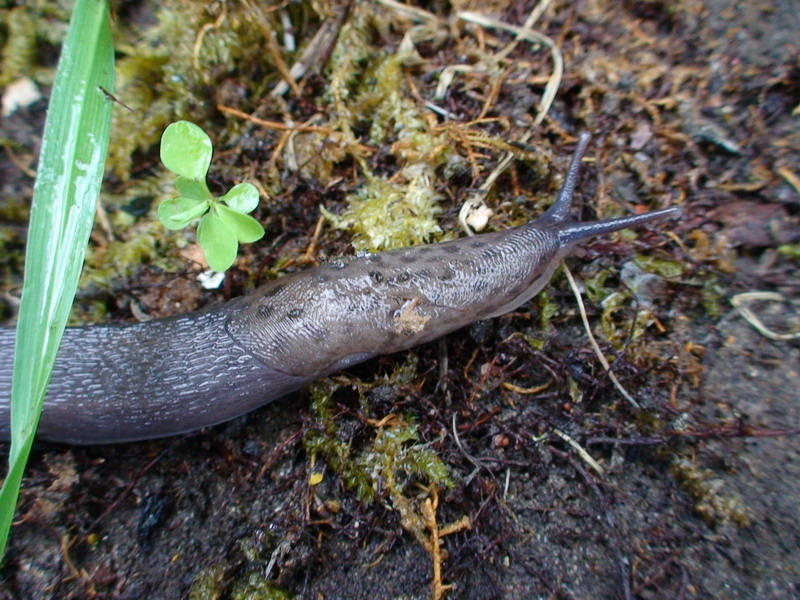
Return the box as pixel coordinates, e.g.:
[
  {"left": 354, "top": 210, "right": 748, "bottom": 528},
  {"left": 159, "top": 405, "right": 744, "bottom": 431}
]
[{"left": 1, "top": 1, "right": 799, "bottom": 599}]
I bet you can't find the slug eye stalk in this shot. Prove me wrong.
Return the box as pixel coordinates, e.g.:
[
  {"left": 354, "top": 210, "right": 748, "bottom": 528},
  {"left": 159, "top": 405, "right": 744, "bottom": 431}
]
[
  {"left": 540, "top": 131, "right": 593, "bottom": 225},
  {"left": 538, "top": 132, "right": 681, "bottom": 244}
]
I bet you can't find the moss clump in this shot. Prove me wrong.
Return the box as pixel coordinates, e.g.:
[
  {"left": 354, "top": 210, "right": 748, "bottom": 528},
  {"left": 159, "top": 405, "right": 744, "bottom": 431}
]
[
  {"left": 304, "top": 362, "right": 453, "bottom": 504},
  {"left": 188, "top": 564, "right": 226, "bottom": 600},
  {"left": 0, "top": 3, "right": 70, "bottom": 87},
  {"left": 633, "top": 253, "right": 684, "bottom": 278},
  {"left": 579, "top": 256, "right": 679, "bottom": 348},
  {"left": 537, "top": 289, "right": 560, "bottom": 328},
  {"left": 188, "top": 534, "right": 297, "bottom": 600},
  {"left": 322, "top": 171, "right": 444, "bottom": 251},
  {"left": 230, "top": 575, "right": 299, "bottom": 600},
  {"left": 699, "top": 275, "right": 726, "bottom": 319},
  {"left": 672, "top": 456, "right": 750, "bottom": 526},
  {"left": 582, "top": 267, "right": 616, "bottom": 304},
  {"left": 189, "top": 567, "right": 297, "bottom": 600},
  {"left": 777, "top": 243, "right": 800, "bottom": 261},
  {"left": 600, "top": 290, "right": 656, "bottom": 348},
  {"left": 318, "top": 6, "right": 466, "bottom": 250}
]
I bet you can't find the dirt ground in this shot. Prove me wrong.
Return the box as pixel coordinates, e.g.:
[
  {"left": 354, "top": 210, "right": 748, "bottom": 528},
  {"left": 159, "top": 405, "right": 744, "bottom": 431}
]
[{"left": 1, "top": 0, "right": 799, "bottom": 599}]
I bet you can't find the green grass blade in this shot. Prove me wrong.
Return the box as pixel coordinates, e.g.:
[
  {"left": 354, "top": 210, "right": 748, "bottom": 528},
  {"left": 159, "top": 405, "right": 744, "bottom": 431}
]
[{"left": 0, "top": 0, "right": 114, "bottom": 560}]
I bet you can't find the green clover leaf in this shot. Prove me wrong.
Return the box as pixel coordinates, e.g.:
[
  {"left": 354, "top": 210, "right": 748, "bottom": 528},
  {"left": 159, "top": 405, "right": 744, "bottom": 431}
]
[
  {"left": 160, "top": 121, "right": 213, "bottom": 182},
  {"left": 158, "top": 197, "right": 209, "bottom": 230},
  {"left": 216, "top": 203, "right": 265, "bottom": 243},
  {"left": 220, "top": 182, "right": 259, "bottom": 213},
  {"left": 176, "top": 176, "right": 212, "bottom": 200},
  {"left": 197, "top": 211, "right": 238, "bottom": 272}
]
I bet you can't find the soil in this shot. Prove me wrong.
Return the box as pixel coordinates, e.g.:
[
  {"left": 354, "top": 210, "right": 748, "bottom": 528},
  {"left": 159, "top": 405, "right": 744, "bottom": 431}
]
[{"left": 1, "top": 1, "right": 799, "bottom": 599}]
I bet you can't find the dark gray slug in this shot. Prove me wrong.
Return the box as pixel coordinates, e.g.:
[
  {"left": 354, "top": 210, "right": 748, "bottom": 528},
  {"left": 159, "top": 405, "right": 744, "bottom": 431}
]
[{"left": 0, "top": 133, "right": 679, "bottom": 444}]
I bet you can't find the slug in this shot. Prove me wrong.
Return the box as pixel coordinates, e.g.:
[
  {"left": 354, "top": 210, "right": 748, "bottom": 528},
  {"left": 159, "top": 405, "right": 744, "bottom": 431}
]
[{"left": 0, "top": 133, "right": 679, "bottom": 444}]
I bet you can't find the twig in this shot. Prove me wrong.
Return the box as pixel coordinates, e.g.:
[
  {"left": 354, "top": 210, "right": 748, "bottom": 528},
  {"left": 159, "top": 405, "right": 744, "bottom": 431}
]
[
  {"left": 243, "top": 0, "right": 301, "bottom": 97},
  {"left": 60, "top": 533, "right": 97, "bottom": 596},
  {"left": 217, "top": 105, "right": 374, "bottom": 154},
  {"left": 422, "top": 489, "right": 448, "bottom": 600},
  {"left": 449, "top": 6, "right": 564, "bottom": 234},
  {"left": 217, "top": 104, "right": 338, "bottom": 134}
]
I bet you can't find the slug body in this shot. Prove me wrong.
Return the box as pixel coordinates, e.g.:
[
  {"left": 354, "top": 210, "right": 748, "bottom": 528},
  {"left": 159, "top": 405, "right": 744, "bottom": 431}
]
[{"left": 0, "top": 134, "right": 679, "bottom": 444}]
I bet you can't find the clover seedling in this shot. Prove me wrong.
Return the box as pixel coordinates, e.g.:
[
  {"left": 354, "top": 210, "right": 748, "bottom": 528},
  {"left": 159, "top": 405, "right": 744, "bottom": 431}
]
[{"left": 158, "top": 120, "right": 264, "bottom": 272}]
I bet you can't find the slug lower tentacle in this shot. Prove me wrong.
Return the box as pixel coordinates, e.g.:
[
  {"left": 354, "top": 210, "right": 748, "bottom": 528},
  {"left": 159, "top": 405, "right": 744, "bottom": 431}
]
[{"left": 0, "top": 133, "right": 680, "bottom": 444}]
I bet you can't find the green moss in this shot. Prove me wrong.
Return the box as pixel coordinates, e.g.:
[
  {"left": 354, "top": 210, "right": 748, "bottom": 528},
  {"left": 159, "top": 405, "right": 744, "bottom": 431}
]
[
  {"left": 188, "top": 564, "right": 226, "bottom": 600},
  {"left": 189, "top": 566, "right": 298, "bottom": 600},
  {"left": 291, "top": 130, "right": 349, "bottom": 183},
  {"left": 305, "top": 360, "right": 453, "bottom": 504},
  {"left": 231, "top": 575, "right": 299, "bottom": 600},
  {"left": 325, "top": 4, "right": 381, "bottom": 135},
  {"left": 188, "top": 533, "right": 297, "bottom": 600},
  {"left": 320, "top": 11, "right": 466, "bottom": 250},
  {"left": 599, "top": 290, "right": 658, "bottom": 348},
  {"left": 70, "top": 170, "right": 193, "bottom": 304},
  {"left": 633, "top": 253, "right": 684, "bottom": 278},
  {"left": 582, "top": 268, "right": 615, "bottom": 304},
  {"left": 79, "top": 220, "right": 181, "bottom": 292},
  {"left": 389, "top": 352, "right": 421, "bottom": 387},
  {"left": 672, "top": 456, "right": 750, "bottom": 526},
  {"left": 0, "top": 192, "right": 28, "bottom": 292},
  {"left": 537, "top": 289, "right": 560, "bottom": 328},
  {"left": 364, "top": 419, "right": 453, "bottom": 495},
  {"left": 0, "top": 8, "right": 38, "bottom": 87},
  {"left": 520, "top": 289, "right": 560, "bottom": 350},
  {"left": 777, "top": 244, "right": 800, "bottom": 260},
  {"left": 699, "top": 275, "right": 726, "bottom": 319},
  {"left": 322, "top": 171, "right": 443, "bottom": 251},
  {"left": 0, "top": 2, "right": 70, "bottom": 87},
  {"left": 0, "top": 174, "right": 30, "bottom": 222}
]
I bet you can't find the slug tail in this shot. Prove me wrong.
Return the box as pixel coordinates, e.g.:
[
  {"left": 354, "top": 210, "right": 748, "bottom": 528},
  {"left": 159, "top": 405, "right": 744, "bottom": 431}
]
[
  {"left": 557, "top": 206, "right": 681, "bottom": 246},
  {"left": 540, "top": 132, "right": 593, "bottom": 225}
]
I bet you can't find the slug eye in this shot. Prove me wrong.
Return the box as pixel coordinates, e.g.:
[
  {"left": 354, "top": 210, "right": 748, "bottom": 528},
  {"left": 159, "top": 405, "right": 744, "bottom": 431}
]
[{"left": 287, "top": 308, "right": 303, "bottom": 318}]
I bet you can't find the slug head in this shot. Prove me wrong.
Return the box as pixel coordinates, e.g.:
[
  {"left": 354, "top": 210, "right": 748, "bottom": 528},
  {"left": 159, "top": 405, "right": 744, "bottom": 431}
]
[{"left": 534, "top": 132, "right": 681, "bottom": 247}]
